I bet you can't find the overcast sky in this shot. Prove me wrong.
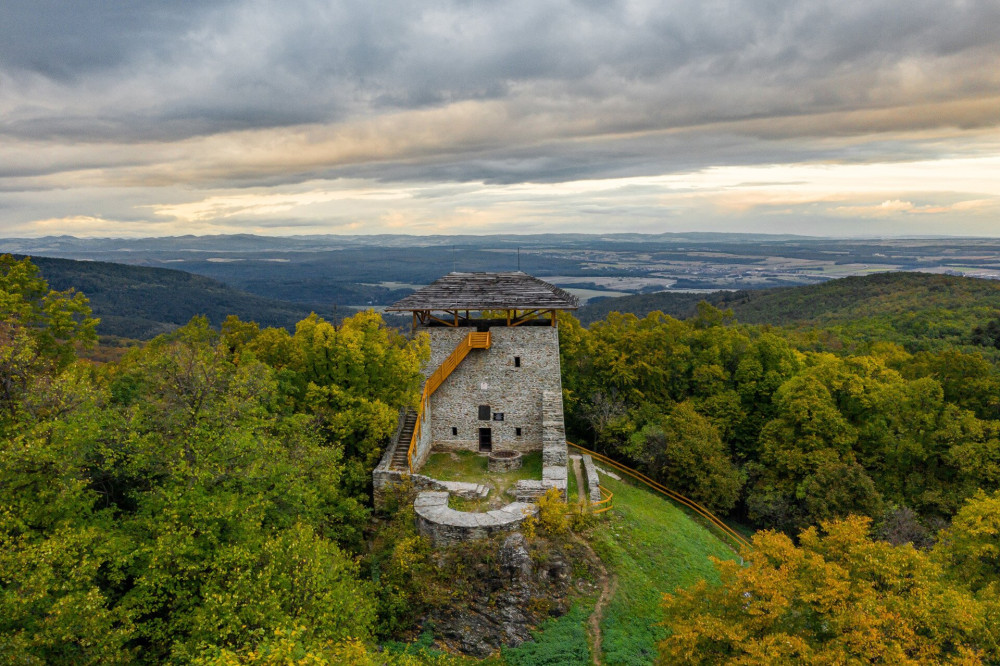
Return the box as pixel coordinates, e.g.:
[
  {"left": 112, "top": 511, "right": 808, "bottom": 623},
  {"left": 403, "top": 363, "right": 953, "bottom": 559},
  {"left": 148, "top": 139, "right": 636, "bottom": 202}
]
[{"left": 1, "top": 0, "right": 998, "bottom": 238}]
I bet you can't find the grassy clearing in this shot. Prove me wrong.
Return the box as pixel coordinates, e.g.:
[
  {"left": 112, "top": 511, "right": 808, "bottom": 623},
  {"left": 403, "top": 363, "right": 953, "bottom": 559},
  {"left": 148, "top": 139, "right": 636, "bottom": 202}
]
[
  {"left": 420, "top": 450, "right": 543, "bottom": 511},
  {"left": 420, "top": 449, "right": 489, "bottom": 481},
  {"left": 567, "top": 458, "right": 580, "bottom": 503},
  {"left": 384, "top": 632, "right": 503, "bottom": 665},
  {"left": 589, "top": 475, "right": 737, "bottom": 666}
]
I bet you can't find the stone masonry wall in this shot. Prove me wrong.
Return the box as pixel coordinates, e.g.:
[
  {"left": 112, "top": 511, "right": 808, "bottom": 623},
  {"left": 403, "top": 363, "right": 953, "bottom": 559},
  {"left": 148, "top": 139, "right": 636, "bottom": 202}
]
[
  {"left": 414, "top": 491, "right": 538, "bottom": 546},
  {"left": 414, "top": 402, "right": 434, "bottom": 469},
  {"left": 425, "top": 326, "right": 562, "bottom": 453},
  {"left": 582, "top": 454, "right": 602, "bottom": 503}
]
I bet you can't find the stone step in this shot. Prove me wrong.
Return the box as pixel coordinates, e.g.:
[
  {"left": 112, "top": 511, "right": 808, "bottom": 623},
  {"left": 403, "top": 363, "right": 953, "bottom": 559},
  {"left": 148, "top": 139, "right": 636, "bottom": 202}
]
[
  {"left": 440, "top": 481, "right": 490, "bottom": 499},
  {"left": 389, "top": 410, "right": 419, "bottom": 470}
]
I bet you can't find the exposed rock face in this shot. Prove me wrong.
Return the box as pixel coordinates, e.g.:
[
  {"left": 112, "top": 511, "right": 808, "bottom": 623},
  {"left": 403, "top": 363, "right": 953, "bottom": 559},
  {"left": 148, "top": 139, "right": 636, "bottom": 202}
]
[
  {"left": 423, "top": 532, "right": 597, "bottom": 658},
  {"left": 500, "top": 533, "right": 533, "bottom": 580}
]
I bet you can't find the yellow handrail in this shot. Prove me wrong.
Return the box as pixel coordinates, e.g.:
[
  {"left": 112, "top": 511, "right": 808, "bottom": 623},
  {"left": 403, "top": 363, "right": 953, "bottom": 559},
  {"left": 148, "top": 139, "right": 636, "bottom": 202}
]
[
  {"left": 407, "top": 331, "right": 491, "bottom": 472},
  {"left": 591, "top": 485, "right": 614, "bottom": 514},
  {"left": 568, "top": 441, "right": 751, "bottom": 551}
]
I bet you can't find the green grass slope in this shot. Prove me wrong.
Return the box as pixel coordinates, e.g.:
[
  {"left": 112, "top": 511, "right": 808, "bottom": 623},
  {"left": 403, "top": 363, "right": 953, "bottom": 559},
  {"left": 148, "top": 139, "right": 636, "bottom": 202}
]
[
  {"left": 24, "top": 255, "right": 324, "bottom": 339},
  {"left": 485, "top": 472, "right": 735, "bottom": 666},
  {"left": 590, "top": 476, "right": 736, "bottom": 666}
]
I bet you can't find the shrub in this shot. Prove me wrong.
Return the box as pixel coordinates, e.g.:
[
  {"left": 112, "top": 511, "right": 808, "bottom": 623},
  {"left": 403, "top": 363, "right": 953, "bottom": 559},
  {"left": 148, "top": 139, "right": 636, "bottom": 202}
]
[{"left": 537, "top": 488, "right": 569, "bottom": 536}]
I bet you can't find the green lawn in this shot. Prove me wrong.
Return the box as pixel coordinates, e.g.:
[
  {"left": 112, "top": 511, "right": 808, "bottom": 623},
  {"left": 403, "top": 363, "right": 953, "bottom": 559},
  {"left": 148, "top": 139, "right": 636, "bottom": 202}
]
[
  {"left": 419, "top": 450, "right": 543, "bottom": 511},
  {"left": 589, "top": 476, "right": 737, "bottom": 666},
  {"left": 567, "top": 458, "right": 580, "bottom": 504},
  {"left": 491, "top": 474, "right": 736, "bottom": 665}
]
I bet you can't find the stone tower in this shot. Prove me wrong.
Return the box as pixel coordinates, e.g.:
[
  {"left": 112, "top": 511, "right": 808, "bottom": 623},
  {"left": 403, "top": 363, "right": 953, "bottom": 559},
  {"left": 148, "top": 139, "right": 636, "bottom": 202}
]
[{"left": 373, "top": 272, "right": 579, "bottom": 525}]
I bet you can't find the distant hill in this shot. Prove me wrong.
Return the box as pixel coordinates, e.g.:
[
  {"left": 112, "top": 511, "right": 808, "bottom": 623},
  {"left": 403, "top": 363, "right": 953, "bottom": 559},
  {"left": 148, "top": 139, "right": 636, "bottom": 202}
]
[
  {"left": 575, "top": 290, "right": 738, "bottom": 325},
  {"left": 24, "top": 255, "right": 326, "bottom": 339},
  {"left": 719, "top": 271, "right": 1000, "bottom": 325},
  {"left": 577, "top": 271, "right": 1000, "bottom": 352}
]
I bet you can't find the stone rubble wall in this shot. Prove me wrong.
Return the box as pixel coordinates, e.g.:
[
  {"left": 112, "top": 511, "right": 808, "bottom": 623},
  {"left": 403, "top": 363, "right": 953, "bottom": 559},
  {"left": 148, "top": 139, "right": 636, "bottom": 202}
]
[
  {"left": 582, "top": 454, "right": 602, "bottom": 503},
  {"left": 373, "top": 468, "right": 487, "bottom": 508},
  {"left": 540, "top": 390, "right": 568, "bottom": 497},
  {"left": 414, "top": 491, "right": 538, "bottom": 546},
  {"left": 515, "top": 390, "right": 569, "bottom": 501},
  {"left": 413, "top": 401, "right": 434, "bottom": 469}
]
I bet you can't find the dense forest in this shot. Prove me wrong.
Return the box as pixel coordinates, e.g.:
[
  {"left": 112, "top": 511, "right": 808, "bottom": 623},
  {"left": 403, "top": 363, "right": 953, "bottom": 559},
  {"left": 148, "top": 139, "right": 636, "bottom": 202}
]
[
  {"left": 560, "top": 299, "right": 1000, "bottom": 533},
  {"left": 0, "top": 255, "right": 439, "bottom": 663},
  {"left": 3, "top": 254, "right": 1000, "bottom": 664},
  {"left": 579, "top": 271, "right": 1000, "bottom": 355}
]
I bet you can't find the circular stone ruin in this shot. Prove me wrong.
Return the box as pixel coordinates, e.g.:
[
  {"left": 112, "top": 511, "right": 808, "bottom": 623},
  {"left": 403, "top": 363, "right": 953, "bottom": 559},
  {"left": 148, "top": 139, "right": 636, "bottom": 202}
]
[{"left": 488, "top": 449, "right": 522, "bottom": 473}]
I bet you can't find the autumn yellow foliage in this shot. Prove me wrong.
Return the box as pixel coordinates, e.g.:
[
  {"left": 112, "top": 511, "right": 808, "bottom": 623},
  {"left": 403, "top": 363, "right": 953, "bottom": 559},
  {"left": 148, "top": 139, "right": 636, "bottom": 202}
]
[{"left": 659, "top": 516, "right": 998, "bottom": 665}]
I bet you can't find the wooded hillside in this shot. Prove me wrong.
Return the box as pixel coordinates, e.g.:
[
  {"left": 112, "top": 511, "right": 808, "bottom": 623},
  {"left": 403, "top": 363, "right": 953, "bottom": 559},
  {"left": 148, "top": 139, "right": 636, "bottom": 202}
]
[
  {"left": 579, "top": 271, "right": 1000, "bottom": 354},
  {"left": 25, "top": 255, "right": 321, "bottom": 339},
  {"left": 3, "top": 255, "right": 999, "bottom": 665}
]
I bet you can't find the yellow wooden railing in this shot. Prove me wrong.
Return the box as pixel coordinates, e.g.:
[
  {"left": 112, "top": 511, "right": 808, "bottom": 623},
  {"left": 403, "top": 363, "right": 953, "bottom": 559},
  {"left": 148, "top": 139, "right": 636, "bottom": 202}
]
[
  {"left": 568, "top": 441, "right": 752, "bottom": 552},
  {"left": 408, "top": 331, "right": 491, "bottom": 472},
  {"left": 591, "top": 485, "right": 614, "bottom": 514}
]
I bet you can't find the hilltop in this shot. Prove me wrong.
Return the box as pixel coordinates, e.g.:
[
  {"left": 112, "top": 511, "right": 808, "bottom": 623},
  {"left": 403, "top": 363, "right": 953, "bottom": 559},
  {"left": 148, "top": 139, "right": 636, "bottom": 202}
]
[
  {"left": 579, "top": 271, "right": 1000, "bottom": 352},
  {"left": 24, "top": 255, "right": 323, "bottom": 339},
  {"left": 716, "top": 271, "right": 1000, "bottom": 326}
]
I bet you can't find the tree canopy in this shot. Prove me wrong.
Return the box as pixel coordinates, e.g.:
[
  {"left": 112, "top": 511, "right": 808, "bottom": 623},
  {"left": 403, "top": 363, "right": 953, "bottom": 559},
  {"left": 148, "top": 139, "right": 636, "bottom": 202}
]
[{"left": 660, "top": 514, "right": 1000, "bottom": 665}]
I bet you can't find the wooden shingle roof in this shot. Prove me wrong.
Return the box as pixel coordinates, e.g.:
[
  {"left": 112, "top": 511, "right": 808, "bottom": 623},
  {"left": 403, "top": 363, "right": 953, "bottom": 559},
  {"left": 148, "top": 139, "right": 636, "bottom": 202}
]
[{"left": 386, "top": 272, "right": 579, "bottom": 311}]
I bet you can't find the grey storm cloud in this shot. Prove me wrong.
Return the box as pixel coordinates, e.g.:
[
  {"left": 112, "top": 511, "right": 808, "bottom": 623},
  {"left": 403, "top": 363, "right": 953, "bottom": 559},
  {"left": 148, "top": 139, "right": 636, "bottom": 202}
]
[
  {"left": 1, "top": 0, "right": 999, "bottom": 238},
  {"left": 3, "top": 0, "right": 998, "bottom": 145}
]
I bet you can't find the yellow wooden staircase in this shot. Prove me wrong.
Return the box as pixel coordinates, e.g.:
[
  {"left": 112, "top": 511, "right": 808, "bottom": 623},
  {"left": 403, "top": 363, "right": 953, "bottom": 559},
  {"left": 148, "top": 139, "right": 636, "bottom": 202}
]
[{"left": 406, "top": 331, "right": 491, "bottom": 472}]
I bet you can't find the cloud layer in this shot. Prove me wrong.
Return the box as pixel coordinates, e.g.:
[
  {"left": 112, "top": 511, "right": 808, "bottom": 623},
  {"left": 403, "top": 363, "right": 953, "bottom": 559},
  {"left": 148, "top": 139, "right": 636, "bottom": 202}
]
[{"left": 1, "top": 0, "right": 999, "bottom": 237}]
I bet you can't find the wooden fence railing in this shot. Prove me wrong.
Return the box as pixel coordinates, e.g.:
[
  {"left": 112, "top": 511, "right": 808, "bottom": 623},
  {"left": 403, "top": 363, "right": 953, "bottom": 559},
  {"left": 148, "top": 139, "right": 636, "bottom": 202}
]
[
  {"left": 591, "top": 485, "right": 614, "bottom": 514},
  {"left": 408, "top": 331, "right": 491, "bottom": 472},
  {"left": 568, "top": 441, "right": 751, "bottom": 551}
]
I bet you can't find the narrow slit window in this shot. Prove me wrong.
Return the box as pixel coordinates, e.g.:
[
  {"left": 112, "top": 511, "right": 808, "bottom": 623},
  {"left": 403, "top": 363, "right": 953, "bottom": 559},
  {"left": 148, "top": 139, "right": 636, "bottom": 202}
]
[
  {"left": 451, "top": 426, "right": 458, "bottom": 436},
  {"left": 514, "top": 356, "right": 521, "bottom": 368},
  {"left": 515, "top": 427, "right": 522, "bottom": 437}
]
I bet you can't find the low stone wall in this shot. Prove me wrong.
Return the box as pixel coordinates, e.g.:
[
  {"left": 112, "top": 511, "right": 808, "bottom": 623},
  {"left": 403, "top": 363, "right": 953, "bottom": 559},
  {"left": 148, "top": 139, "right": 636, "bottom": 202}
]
[
  {"left": 413, "top": 405, "right": 434, "bottom": 469},
  {"left": 414, "top": 491, "right": 538, "bottom": 546},
  {"left": 582, "top": 454, "right": 602, "bottom": 503},
  {"left": 373, "top": 468, "right": 488, "bottom": 507}
]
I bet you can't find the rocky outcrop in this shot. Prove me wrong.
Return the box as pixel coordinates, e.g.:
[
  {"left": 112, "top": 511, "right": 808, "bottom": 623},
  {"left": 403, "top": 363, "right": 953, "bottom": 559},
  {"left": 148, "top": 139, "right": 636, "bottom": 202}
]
[{"left": 424, "top": 532, "right": 598, "bottom": 658}]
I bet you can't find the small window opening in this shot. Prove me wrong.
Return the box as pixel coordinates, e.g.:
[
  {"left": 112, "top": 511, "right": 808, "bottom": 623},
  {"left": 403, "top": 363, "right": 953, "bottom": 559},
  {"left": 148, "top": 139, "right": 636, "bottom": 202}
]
[
  {"left": 514, "top": 356, "right": 521, "bottom": 368},
  {"left": 478, "top": 405, "right": 491, "bottom": 420},
  {"left": 515, "top": 427, "right": 522, "bottom": 437},
  {"left": 451, "top": 426, "right": 458, "bottom": 436}
]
